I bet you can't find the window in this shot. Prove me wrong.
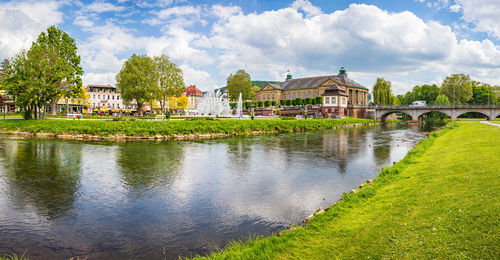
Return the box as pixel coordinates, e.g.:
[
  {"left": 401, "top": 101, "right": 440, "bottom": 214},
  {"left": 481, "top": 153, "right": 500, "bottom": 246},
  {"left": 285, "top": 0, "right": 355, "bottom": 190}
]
[
  {"left": 108, "top": 95, "right": 110, "bottom": 100},
  {"left": 308, "top": 92, "right": 311, "bottom": 98},
  {"left": 112, "top": 96, "right": 114, "bottom": 100},
  {"left": 342, "top": 98, "right": 346, "bottom": 105},
  {"left": 332, "top": 97, "right": 337, "bottom": 104},
  {"left": 313, "top": 91, "right": 317, "bottom": 97},
  {"left": 98, "top": 95, "right": 100, "bottom": 99},
  {"left": 288, "top": 93, "right": 291, "bottom": 99},
  {"left": 293, "top": 93, "right": 296, "bottom": 99},
  {"left": 117, "top": 96, "right": 120, "bottom": 100},
  {"left": 93, "top": 95, "right": 95, "bottom": 99},
  {"left": 325, "top": 97, "right": 330, "bottom": 104}
]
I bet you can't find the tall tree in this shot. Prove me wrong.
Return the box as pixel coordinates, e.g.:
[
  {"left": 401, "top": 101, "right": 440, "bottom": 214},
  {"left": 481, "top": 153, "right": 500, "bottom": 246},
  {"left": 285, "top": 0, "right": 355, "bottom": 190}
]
[
  {"left": 469, "top": 81, "right": 496, "bottom": 104},
  {"left": 116, "top": 54, "right": 159, "bottom": 115},
  {"left": 1, "top": 51, "right": 32, "bottom": 118},
  {"left": 154, "top": 55, "right": 185, "bottom": 114},
  {"left": 227, "top": 69, "right": 252, "bottom": 101},
  {"left": 33, "top": 26, "right": 83, "bottom": 116},
  {"left": 372, "top": 78, "right": 395, "bottom": 105},
  {"left": 440, "top": 74, "right": 472, "bottom": 105},
  {"left": 434, "top": 94, "right": 451, "bottom": 105}
]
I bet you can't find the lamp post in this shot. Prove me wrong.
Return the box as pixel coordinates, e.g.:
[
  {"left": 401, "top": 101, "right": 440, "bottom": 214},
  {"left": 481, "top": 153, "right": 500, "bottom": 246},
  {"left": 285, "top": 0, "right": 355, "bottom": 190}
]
[{"left": 150, "top": 92, "right": 153, "bottom": 121}]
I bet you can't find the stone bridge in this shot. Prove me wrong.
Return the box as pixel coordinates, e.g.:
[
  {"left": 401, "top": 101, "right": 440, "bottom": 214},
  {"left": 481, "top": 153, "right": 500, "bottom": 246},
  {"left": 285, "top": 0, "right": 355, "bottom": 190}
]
[{"left": 375, "top": 105, "right": 500, "bottom": 122}]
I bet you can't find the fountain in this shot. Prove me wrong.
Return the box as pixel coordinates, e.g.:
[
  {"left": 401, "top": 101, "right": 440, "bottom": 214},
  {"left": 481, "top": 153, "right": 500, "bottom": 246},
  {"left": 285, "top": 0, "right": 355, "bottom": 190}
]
[
  {"left": 236, "top": 93, "right": 243, "bottom": 117},
  {"left": 195, "top": 90, "right": 231, "bottom": 116}
]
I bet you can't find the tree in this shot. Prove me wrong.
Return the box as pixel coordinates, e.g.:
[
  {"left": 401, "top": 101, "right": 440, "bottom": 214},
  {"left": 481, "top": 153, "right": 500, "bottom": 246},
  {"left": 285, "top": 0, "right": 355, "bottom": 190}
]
[
  {"left": 434, "top": 94, "right": 451, "bottom": 105},
  {"left": 116, "top": 54, "right": 159, "bottom": 115},
  {"left": 34, "top": 26, "right": 83, "bottom": 116},
  {"left": 177, "top": 96, "right": 188, "bottom": 112},
  {"left": 227, "top": 69, "right": 252, "bottom": 101},
  {"left": 469, "top": 81, "right": 496, "bottom": 104},
  {"left": 373, "top": 78, "right": 395, "bottom": 105},
  {"left": 154, "top": 55, "right": 185, "bottom": 114},
  {"left": 440, "top": 74, "right": 472, "bottom": 105},
  {"left": 2, "top": 26, "right": 83, "bottom": 119}
]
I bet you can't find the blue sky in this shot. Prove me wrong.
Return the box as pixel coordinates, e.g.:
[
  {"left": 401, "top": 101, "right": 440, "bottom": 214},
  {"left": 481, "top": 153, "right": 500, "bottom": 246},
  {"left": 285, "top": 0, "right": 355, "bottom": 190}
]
[{"left": 1, "top": 0, "right": 500, "bottom": 94}]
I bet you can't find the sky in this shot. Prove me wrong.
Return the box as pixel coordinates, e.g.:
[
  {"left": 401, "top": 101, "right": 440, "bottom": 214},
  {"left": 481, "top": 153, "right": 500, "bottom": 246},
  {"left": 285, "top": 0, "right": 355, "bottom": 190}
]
[{"left": 1, "top": 0, "right": 500, "bottom": 94}]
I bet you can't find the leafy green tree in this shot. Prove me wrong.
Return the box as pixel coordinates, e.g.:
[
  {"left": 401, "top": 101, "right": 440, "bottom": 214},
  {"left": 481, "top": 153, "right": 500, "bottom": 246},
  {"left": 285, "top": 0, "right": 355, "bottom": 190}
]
[
  {"left": 264, "top": 100, "right": 271, "bottom": 107},
  {"left": 373, "top": 78, "right": 395, "bottom": 105},
  {"left": 250, "top": 86, "right": 260, "bottom": 100},
  {"left": 271, "top": 100, "right": 277, "bottom": 106},
  {"left": 435, "top": 94, "right": 451, "bottom": 105},
  {"left": 154, "top": 55, "right": 185, "bottom": 114},
  {"left": 33, "top": 26, "right": 83, "bottom": 116},
  {"left": 440, "top": 74, "right": 472, "bottom": 105},
  {"left": 116, "top": 54, "right": 160, "bottom": 115},
  {"left": 2, "top": 26, "right": 83, "bottom": 119},
  {"left": 469, "top": 81, "right": 496, "bottom": 104},
  {"left": 227, "top": 69, "right": 252, "bottom": 101}
]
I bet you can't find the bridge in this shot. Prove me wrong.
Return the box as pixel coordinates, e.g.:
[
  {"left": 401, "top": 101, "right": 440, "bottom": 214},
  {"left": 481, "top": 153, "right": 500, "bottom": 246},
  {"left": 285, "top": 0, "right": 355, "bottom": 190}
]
[{"left": 374, "top": 105, "right": 500, "bottom": 122}]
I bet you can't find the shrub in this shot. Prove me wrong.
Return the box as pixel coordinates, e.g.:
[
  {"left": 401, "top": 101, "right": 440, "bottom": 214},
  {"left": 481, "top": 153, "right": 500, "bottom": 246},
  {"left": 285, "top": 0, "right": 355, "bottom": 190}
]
[
  {"left": 304, "top": 98, "right": 312, "bottom": 104},
  {"left": 285, "top": 100, "right": 292, "bottom": 106},
  {"left": 257, "top": 101, "right": 263, "bottom": 107},
  {"left": 264, "top": 101, "right": 271, "bottom": 107},
  {"left": 271, "top": 101, "right": 277, "bottom": 106},
  {"left": 295, "top": 98, "right": 303, "bottom": 105},
  {"left": 315, "top": 96, "right": 322, "bottom": 104},
  {"left": 230, "top": 103, "right": 237, "bottom": 109},
  {"left": 280, "top": 116, "right": 296, "bottom": 120},
  {"left": 311, "top": 99, "right": 317, "bottom": 105}
]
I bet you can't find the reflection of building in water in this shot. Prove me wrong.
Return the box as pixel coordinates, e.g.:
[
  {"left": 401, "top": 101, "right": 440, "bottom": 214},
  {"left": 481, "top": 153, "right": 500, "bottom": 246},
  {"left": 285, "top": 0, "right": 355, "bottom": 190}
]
[
  {"left": 321, "top": 129, "right": 350, "bottom": 173},
  {"left": 1, "top": 140, "right": 82, "bottom": 219}
]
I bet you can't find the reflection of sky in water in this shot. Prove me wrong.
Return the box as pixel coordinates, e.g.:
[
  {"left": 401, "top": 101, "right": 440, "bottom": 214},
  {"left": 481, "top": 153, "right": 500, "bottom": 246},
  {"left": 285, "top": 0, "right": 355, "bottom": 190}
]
[{"left": 0, "top": 122, "right": 442, "bottom": 259}]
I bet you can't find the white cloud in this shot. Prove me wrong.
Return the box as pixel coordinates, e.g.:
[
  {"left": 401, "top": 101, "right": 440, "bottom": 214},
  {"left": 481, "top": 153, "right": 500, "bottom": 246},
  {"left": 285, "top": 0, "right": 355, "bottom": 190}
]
[
  {"left": 156, "top": 5, "right": 200, "bottom": 19},
  {"left": 449, "top": 4, "right": 461, "bottom": 12},
  {"left": 83, "top": 72, "right": 117, "bottom": 85},
  {"left": 291, "top": 0, "right": 322, "bottom": 16},
  {"left": 83, "top": 1, "right": 126, "bottom": 13},
  {"left": 211, "top": 5, "right": 242, "bottom": 20},
  {"left": 455, "top": 0, "right": 500, "bottom": 40},
  {"left": 0, "top": 0, "right": 63, "bottom": 59}
]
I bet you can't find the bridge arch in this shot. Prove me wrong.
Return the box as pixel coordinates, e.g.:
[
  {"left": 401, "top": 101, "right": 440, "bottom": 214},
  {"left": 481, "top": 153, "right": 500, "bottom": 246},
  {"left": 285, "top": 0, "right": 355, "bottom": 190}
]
[
  {"left": 456, "top": 111, "right": 491, "bottom": 120},
  {"left": 379, "top": 111, "right": 413, "bottom": 121},
  {"left": 415, "top": 110, "right": 452, "bottom": 119}
]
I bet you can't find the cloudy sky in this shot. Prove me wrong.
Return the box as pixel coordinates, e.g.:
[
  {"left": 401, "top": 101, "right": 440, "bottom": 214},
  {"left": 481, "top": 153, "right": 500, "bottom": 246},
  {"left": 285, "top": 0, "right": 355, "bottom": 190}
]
[{"left": 1, "top": 0, "right": 500, "bottom": 94}]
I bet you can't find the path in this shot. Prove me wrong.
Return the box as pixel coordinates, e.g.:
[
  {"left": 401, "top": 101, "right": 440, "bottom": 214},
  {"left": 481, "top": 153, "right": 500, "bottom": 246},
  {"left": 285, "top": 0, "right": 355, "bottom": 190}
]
[{"left": 480, "top": 121, "right": 500, "bottom": 128}]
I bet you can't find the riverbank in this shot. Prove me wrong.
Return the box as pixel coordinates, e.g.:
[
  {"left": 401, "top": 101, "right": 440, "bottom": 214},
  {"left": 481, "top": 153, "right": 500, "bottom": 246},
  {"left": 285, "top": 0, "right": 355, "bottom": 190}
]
[
  {"left": 195, "top": 121, "right": 499, "bottom": 259},
  {"left": 0, "top": 118, "right": 377, "bottom": 141}
]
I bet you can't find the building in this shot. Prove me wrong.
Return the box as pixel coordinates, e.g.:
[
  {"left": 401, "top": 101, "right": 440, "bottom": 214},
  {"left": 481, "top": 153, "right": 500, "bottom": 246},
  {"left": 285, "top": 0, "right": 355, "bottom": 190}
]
[
  {"left": 184, "top": 85, "right": 204, "bottom": 110},
  {"left": 322, "top": 85, "right": 349, "bottom": 117},
  {"left": 256, "top": 67, "right": 369, "bottom": 106},
  {"left": 87, "top": 84, "right": 137, "bottom": 113}
]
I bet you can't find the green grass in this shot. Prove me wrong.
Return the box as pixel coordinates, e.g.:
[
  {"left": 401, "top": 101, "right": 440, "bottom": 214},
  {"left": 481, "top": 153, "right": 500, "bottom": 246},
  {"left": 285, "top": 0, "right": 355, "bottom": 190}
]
[
  {"left": 0, "top": 117, "right": 376, "bottom": 138},
  {"left": 194, "top": 121, "right": 500, "bottom": 259},
  {"left": 386, "top": 118, "right": 400, "bottom": 123}
]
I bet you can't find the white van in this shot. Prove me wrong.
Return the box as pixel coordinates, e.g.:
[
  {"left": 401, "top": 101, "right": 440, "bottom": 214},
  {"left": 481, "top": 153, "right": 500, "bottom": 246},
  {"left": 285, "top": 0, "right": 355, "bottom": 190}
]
[{"left": 410, "top": 101, "right": 426, "bottom": 107}]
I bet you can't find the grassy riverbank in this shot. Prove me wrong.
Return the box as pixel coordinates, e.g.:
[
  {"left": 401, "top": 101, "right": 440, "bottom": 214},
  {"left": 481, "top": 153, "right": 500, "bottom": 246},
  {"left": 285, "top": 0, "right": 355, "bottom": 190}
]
[
  {"left": 195, "top": 121, "right": 499, "bottom": 259},
  {"left": 0, "top": 117, "right": 376, "bottom": 139}
]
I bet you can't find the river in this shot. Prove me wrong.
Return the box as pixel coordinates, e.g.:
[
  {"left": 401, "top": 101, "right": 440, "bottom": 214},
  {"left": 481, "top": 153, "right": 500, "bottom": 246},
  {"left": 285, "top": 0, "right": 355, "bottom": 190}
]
[{"left": 0, "top": 121, "right": 443, "bottom": 259}]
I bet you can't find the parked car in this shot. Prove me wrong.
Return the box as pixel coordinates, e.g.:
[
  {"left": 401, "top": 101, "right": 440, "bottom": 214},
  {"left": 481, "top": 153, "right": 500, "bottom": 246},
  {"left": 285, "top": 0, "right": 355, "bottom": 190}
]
[{"left": 410, "top": 101, "right": 426, "bottom": 107}]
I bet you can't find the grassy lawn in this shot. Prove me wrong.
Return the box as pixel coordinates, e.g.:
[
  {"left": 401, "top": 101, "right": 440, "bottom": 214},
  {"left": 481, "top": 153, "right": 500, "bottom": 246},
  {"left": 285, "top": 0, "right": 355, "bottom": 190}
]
[
  {"left": 0, "top": 117, "right": 376, "bottom": 137},
  {"left": 196, "top": 121, "right": 500, "bottom": 259}
]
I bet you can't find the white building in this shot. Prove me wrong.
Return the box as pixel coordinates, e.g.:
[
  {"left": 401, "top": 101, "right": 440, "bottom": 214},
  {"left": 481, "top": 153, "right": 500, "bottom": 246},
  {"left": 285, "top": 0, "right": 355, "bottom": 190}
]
[{"left": 87, "top": 84, "right": 137, "bottom": 113}]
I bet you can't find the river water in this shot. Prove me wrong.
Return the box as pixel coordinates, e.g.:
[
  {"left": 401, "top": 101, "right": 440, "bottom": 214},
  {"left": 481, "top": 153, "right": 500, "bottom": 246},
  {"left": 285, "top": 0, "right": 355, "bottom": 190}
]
[{"left": 0, "top": 122, "right": 443, "bottom": 259}]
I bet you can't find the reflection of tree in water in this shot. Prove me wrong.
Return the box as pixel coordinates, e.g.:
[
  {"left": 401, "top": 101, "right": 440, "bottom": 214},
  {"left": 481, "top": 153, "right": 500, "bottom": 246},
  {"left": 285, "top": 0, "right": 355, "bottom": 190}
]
[
  {"left": 116, "top": 142, "right": 184, "bottom": 192},
  {"left": 225, "top": 137, "right": 254, "bottom": 173},
  {"left": 1, "top": 140, "right": 82, "bottom": 220},
  {"left": 373, "top": 136, "right": 393, "bottom": 166}
]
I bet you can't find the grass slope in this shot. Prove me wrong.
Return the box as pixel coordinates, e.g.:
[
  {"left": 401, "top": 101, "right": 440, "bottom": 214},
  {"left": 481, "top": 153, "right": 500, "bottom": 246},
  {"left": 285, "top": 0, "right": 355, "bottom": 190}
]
[
  {"left": 0, "top": 118, "right": 375, "bottom": 137},
  {"left": 196, "top": 121, "right": 500, "bottom": 259}
]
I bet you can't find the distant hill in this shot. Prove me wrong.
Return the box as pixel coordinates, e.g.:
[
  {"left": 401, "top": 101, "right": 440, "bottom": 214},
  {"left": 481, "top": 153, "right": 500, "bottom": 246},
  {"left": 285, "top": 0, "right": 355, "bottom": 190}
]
[{"left": 252, "top": 80, "right": 280, "bottom": 88}]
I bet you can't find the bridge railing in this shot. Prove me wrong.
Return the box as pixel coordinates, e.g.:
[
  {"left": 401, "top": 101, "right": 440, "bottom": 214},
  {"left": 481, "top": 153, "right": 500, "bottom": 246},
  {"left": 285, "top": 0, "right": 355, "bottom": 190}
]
[{"left": 375, "top": 104, "right": 500, "bottom": 109}]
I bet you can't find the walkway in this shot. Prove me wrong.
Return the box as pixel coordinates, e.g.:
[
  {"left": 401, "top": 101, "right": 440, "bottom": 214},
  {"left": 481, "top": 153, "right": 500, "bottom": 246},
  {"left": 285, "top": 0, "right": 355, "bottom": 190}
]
[{"left": 480, "top": 121, "right": 500, "bottom": 128}]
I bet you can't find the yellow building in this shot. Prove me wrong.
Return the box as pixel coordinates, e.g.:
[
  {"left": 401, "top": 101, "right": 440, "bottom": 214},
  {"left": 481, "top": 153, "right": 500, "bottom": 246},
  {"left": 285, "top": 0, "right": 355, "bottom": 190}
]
[{"left": 256, "top": 67, "right": 369, "bottom": 106}]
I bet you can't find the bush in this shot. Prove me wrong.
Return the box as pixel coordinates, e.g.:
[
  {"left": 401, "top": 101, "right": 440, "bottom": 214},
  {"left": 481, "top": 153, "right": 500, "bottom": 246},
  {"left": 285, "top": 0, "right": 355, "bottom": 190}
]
[
  {"left": 305, "top": 98, "right": 312, "bottom": 105},
  {"left": 230, "top": 103, "right": 237, "bottom": 109},
  {"left": 285, "top": 100, "right": 292, "bottom": 106},
  {"left": 315, "top": 96, "right": 322, "bottom": 105},
  {"left": 295, "top": 98, "right": 303, "bottom": 105},
  {"left": 165, "top": 110, "right": 171, "bottom": 119},
  {"left": 280, "top": 116, "right": 296, "bottom": 120},
  {"left": 264, "top": 101, "right": 271, "bottom": 107},
  {"left": 280, "top": 100, "right": 286, "bottom": 106},
  {"left": 257, "top": 101, "right": 263, "bottom": 107},
  {"left": 271, "top": 101, "right": 277, "bottom": 106},
  {"left": 311, "top": 99, "right": 317, "bottom": 105}
]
